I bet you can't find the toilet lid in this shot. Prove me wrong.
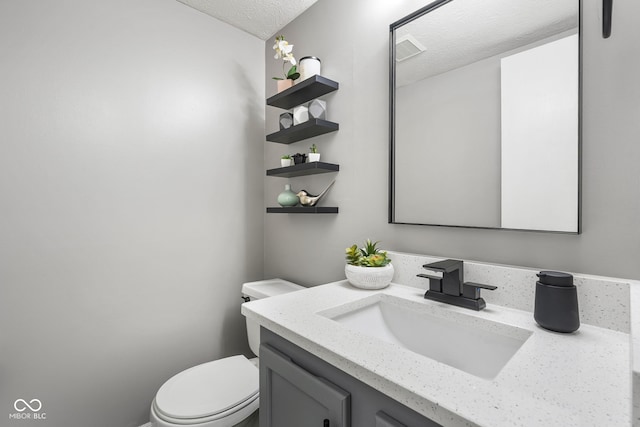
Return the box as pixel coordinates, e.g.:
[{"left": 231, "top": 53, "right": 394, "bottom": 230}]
[{"left": 155, "top": 355, "right": 259, "bottom": 420}]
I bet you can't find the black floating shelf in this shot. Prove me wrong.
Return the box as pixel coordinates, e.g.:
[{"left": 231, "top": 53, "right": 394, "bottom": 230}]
[
  {"left": 267, "top": 119, "right": 339, "bottom": 144},
  {"left": 267, "top": 75, "right": 339, "bottom": 110},
  {"left": 267, "top": 206, "right": 339, "bottom": 214},
  {"left": 267, "top": 161, "right": 339, "bottom": 178}
]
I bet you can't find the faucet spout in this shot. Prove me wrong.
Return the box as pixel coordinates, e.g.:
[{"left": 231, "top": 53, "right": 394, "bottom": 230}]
[{"left": 421, "top": 259, "right": 464, "bottom": 296}]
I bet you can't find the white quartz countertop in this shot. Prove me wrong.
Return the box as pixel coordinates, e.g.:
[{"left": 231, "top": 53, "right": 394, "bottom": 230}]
[{"left": 242, "top": 281, "right": 631, "bottom": 427}]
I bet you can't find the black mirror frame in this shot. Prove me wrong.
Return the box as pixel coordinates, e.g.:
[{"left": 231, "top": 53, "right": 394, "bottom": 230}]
[{"left": 388, "top": 0, "right": 582, "bottom": 234}]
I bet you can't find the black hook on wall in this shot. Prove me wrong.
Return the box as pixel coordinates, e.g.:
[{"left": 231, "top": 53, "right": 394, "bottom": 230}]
[{"left": 603, "top": 0, "right": 613, "bottom": 38}]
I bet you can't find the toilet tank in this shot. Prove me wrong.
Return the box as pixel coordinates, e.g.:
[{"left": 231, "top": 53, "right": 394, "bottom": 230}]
[{"left": 241, "top": 279, "right": 304, "bottom": 356}]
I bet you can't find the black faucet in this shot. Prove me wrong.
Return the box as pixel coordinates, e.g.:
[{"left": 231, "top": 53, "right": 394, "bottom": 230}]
[{"left": 417, "top": 259, "right": 497, "bottom": 311}]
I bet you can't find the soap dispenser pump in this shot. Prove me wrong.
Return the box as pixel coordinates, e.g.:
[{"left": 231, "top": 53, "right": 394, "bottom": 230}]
[{"left": 534, "top": 271, "right": 580, "bottom": 333}]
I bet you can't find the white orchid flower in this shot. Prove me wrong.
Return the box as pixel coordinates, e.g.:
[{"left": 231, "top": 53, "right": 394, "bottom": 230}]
[
  {"left": 285, "top": 53, "right": 296, "bottom": 65},
  {"left": 273, "top": 44, "right": 284, "bottom": 59},
  {"left": 273, "top": 37, "right": 293, "bottom": 58},
  {"left": 272, "top": 35, "right": 299, "bottom": 80},
  {"left": 278, "top": 40, "right": 293, "bottom": 55}
]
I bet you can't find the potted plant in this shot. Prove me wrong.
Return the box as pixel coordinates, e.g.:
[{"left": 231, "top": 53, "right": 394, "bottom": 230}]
[
  {"left": 292, "top": 153, "right": 307, "bottom": 165},
  {"left": 281, "top": 154, "right": 292, "bottom": 167},
  {"left": 308, "top": 144, "right": 320, "bottom": 162},
  {"left": 272, "top": 35, "right": 300, "bottom": 92},
  {"left": 345, "top": 240, "right": 394, "bottom": 290}
]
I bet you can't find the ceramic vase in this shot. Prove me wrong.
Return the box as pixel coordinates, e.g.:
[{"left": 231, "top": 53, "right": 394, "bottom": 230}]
[
  {"left": 276, "top": 79, "right": 294, "bottom": 93},
  {"left": 308, "top": 153, "right": 321, "bottom": 162},
  {"left": 277, "top": 184, "right": 299, "bottom": 207}
]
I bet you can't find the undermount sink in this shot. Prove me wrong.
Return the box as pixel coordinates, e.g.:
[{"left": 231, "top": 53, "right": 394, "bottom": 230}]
[{"left": 322, "top": 294, "right": 532, "bottom": 379}]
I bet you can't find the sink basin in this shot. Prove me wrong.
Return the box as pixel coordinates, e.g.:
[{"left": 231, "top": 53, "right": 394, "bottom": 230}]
[{"left": 322, "top": 294, "right": 531, "bottom": 379}]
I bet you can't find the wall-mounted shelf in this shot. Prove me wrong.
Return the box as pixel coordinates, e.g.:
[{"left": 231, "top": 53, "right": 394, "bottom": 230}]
[
  {"left": 267, "top": 161, "right": 339, "bottom": 178},
  {"left": 266, "top": 206, "right": 339, "bottom": 214},
  {"left": 266, "top": 119, "right": 338, "bottom": 144},
  {"left": 265, "top": 75, "right": 340, "bottom": 215},
  {"left": 267, "top": 75, "right": 339, "bottom": 110}
]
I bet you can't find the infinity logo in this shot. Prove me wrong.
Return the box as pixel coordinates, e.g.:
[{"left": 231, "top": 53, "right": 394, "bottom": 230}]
[{"left": 14, "top": 399, "right": 42, "bottom": 412}]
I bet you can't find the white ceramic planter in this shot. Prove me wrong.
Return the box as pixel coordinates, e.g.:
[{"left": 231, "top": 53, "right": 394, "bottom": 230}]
[
  {"left": 345, "top": 264, "right": 394, "bottom": 290},
  {"left": 281, "top": 158, "right": 292, "bottom": 167},
  {"left": 308, "top": 153, "right": 321, "bottom": 162}
]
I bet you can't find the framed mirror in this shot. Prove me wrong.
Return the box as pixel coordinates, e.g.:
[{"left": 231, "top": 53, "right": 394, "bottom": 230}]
[{"left": 389, "top": 0, "right": 581, "bottom": 233}]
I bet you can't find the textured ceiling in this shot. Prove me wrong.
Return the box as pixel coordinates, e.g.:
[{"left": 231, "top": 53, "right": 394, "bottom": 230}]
[
  {"left": 396, "top": 0, "right": 578, "bottom": 87},
  {"left": 176, "top": 0, "right": 318, "bottom": 40}
]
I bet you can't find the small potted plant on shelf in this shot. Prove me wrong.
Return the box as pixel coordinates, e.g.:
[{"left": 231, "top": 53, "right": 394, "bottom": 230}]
[
  {"left": 272, "top": 35, "right": 300, "bottom": 93},
  {"left": 292, "top": 153, "right": 307, "bottom": 165},
  {"left": 345, "top": 240, "right": 394, "bottom": 290},
  {"left": 308, "top": 144, "right": 320, "bottom": 162},
  {"left": 281, "top": 154, "right": 292, "bottom": 167}
]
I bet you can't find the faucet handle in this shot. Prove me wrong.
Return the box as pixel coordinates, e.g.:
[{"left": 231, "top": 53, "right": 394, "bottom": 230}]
[
  {"left": 463, "top": 282, "right": 497, "bottom": 300},
  {"left": 416, "top": 273, "right": 441, "bottom": 280},
  {"left": 417, "top": 273, "right": 445, "bottom": 293}
]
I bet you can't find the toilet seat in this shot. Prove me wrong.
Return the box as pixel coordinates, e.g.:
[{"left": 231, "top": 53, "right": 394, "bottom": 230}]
[{"left": 153, "top": 355, "right": 259, "bottom": 426}]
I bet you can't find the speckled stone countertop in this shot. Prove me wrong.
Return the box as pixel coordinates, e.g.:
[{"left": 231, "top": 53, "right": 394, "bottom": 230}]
[{"left": 242, "top": 281, "right": 631, "bottom": 427}]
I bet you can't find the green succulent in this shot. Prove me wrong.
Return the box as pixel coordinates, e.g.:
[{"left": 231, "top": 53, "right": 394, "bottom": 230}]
[
  {"left": 345, "top": 244, "right": 361, "bottom": 265},
  {"left": 360, "top": 253, "right": 390, "bottom": 267},
  {"left": 345, "top": 239, "right": 391, "bottom": 267}
]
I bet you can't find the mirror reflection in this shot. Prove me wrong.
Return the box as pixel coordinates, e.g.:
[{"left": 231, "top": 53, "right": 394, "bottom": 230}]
[{"left": 390, "top": 0, "right": 580, "bottom": 232}]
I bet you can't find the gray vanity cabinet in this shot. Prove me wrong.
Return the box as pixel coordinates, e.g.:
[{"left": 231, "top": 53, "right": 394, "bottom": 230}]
[
  {"left": 260, "top": 344, "right": 350, "bottom": 427},
  {"left": 260, "top": 328, "right": 441, "bottom": 427},
  {"left": 375, "top": 411, "right": 407, "bottom": 427}
]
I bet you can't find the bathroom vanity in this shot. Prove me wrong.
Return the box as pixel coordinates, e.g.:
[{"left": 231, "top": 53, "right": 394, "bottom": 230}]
[
  {"left": 242, "top": 252, "right": 637, "bottom": 427},
  {"left": 259, "top": 330, "right": 437, "bottom": 427}
]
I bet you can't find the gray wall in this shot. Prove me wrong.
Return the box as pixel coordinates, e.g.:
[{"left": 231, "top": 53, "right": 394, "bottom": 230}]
[
  {"left": 264, "top": 0, "right": 640, "bottom": 284},
  {"left": 0, "top": 1, "right": 264, "bottom": 426}
]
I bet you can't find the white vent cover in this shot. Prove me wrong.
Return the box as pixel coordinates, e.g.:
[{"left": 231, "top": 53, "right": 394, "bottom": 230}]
[{"left": 396, "top": 34, "right": 426, "bottom": 62}]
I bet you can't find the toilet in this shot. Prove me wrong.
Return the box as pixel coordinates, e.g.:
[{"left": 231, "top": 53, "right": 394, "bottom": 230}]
[{"left": 150, "top": 279, "right": 304, "bottom": 427}]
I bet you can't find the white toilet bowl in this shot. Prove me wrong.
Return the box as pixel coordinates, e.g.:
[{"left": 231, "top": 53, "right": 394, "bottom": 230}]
[
  {"left": 150, "top": 355, "right": 259, "bottom": 427},
  {"left": 149, "top": 279, "right": 303, "bottom": 427}
]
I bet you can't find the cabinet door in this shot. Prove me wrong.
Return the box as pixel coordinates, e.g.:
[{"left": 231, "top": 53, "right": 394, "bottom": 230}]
[
  {"left": 260, "top": 344, "right": 351, "bottom": 427},
  {"left": 375, "top": 411, "right": 407, "bottom": 427}
]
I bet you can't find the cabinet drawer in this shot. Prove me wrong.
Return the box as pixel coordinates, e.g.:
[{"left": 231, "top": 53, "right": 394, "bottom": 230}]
[
  {"left": 376, "top": 411, "right": 407, "bottom": 427},
  {"left": 260, "top": 344, "right": 351, "bottom": 427}
]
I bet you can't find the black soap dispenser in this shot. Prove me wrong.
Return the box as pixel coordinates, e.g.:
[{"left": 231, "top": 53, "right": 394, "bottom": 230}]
[{"left": 534, "top": 271, "right": 580, "bottom": 333}]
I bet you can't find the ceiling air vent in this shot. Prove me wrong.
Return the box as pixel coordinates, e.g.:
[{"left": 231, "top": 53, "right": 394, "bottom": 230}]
[{"left": 396, "top": 34, "right": 426, "bottom": 62}]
